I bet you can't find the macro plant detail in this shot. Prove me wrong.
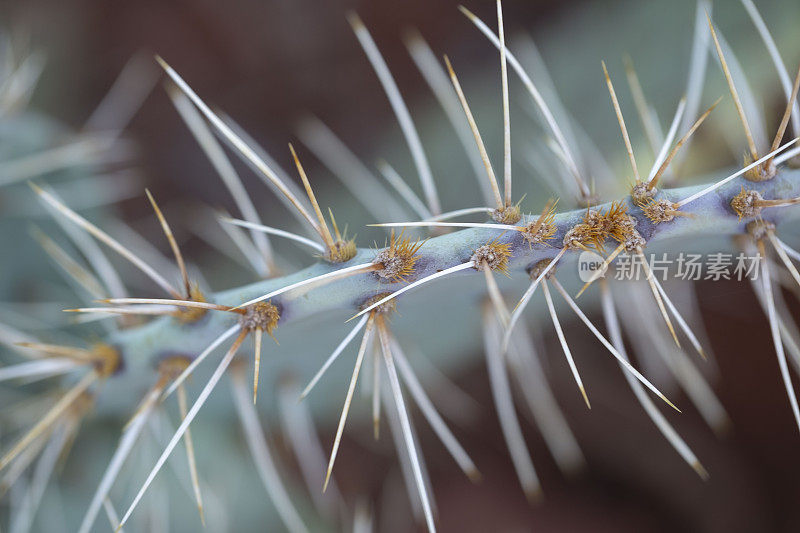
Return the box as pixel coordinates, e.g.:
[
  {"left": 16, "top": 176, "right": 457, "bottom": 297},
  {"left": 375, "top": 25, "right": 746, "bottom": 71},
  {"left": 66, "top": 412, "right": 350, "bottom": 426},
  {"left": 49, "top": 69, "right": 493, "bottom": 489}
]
[{"left": 2, "top": 0, "right": 800, "bottom": 532}]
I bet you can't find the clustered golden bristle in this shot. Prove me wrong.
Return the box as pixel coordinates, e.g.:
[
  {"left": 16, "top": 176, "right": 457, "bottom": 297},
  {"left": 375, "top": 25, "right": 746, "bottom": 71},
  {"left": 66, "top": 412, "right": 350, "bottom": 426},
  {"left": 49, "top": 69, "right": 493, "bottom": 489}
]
[
  {"left": 619, "top": 225, "right": 646, "bottom": 252},
  {"left": 631, "top": 182, "right": 657, "bottom": 206},
  {"left": 373, "top": 230, "right": 425, "bottom": 282},
  {"left": 730, "top": 187, "right": 763, "bottom": 219},
  {"left": 730, "top": 187, "right": 800, "bottom": 219},
  {"left": 562, "top": 223, "right": 594, "bottom": 251},
  {"left": 324, "top": 209, "right": 358, "bottom": 263},
  {"left": 744, "top": 154, "right": 777, "bottom": 182},
  {"left": 521, "top": 203, "right": 558, "bottom": 247},
  {"left": 562, "top": 201, "right": 640, "bottom": 251},
  {"left": 603, "top": 203, "right": 645, "bottom": 252},
  {"left": 641, "top": 198, "right": 683, "bottom": 224},
  {"left": 239, "top": 302, "right": 281, "bottom": 336},
  {"left": 491, "top": 203, "right": 522, "bottom": 225},
  {"left": 471, "top": 238, "right": 512, "bottom": 275},
  {"left": 604, "top": 202, "right": 633, "bottom": 241},
  {"left": 325, "top": 238, "right": 358, "bottom": 263}
]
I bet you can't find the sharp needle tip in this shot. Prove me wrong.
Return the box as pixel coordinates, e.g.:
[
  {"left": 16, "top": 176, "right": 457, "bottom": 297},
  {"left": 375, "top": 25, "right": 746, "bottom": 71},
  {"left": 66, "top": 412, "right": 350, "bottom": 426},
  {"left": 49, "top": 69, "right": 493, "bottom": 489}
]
[
  {"left": 693, "top": 461, "right": 710, "bottom": 481},
  {"left": 580, "top": 386, "right": 591, "bottom": 409},
  {"left": 467, "top": 469, "right": 482, "bottom": 483}
]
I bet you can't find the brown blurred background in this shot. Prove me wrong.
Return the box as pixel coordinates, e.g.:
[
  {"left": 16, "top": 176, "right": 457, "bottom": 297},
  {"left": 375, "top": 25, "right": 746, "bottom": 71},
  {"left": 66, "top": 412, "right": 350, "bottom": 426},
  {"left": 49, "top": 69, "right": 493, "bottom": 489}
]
[{"left": 3, "top": 0, "right": 565, "bottom": 208}]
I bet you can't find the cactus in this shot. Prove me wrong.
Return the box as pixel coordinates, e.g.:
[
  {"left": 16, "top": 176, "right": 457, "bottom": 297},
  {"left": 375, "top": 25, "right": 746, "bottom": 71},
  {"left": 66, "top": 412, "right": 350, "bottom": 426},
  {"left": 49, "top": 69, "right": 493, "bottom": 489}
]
[{"left": 2, "top": 1, "right": 800, "bottom": 532}]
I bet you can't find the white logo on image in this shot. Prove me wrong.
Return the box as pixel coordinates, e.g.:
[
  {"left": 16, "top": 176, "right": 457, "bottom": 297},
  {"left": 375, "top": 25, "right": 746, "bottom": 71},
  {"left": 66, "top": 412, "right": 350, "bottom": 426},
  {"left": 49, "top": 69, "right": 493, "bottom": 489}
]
[{"left": 577, "top": 251, "right": 607, "bottom": 282}]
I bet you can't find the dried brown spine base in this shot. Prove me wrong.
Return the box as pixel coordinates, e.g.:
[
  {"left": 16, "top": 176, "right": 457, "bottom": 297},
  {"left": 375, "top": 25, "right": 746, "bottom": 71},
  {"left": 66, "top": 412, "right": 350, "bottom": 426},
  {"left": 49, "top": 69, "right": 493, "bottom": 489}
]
[
  {"left": 171, "top": 285, "right": 209, "bottom": 324},
  {"left": 239, "top": 302, "right": 281, "bottom": 335},
  {"left": 642, "top": 198, "right": 690, "bottom": 224},
  {"left": 620, "top": 226, "right": 646, "bottom": 253},
  {"left": 324, "top": 239, "right": 358, "bottom": 264},
  {"left": 491, "top": 204, "right": 522, "bottom": 225},
  {"left": 731, "top": 188, "right": 764, "bottom": 219},
  {"left": 360, "top": 292, "right": 397, "bottom": 317},
  {"left": 372, "top": 231, "right": 424, "bottom": 283},
  {"left": 631, "top": 182, "right": 657, "bottom": 206},
  {"left": 528, "top": 258, "right": 556, "bottom": 281},
  {"left": 561, "top": 202, "right": 635, "bottom": 252},
  {"left": 562, "top": 223, "right": 595, "bottom": 251},
  {"left": 471, "top": 239, "right": 512, "bottom": 275},
  {"left": 91, "top": 343, "right": 123, "bottom": 378},
  {"left": 520, "top": 204, "right": 558, "bottom": 248},
  {"left": 731, "top": 187, "right": 800, "bottom": 219},
  {"left": 744, "top": 158, "right": 777, "bottom": 182}
]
